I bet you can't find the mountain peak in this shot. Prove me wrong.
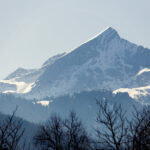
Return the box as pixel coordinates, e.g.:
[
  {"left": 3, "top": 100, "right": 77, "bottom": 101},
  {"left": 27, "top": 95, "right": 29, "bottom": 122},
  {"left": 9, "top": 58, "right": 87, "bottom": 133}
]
[
  {"left": 88, "top": 27, "right": 119, "bottom": 43},
  {"left": 103, "top": 26, "right": 117, "bottom": 32},
  {"left": 97, "top": 27, "right": 119, "bottom": 38},
  {"left": 107, "top": 26, "right": 118, "bottom": 32}
]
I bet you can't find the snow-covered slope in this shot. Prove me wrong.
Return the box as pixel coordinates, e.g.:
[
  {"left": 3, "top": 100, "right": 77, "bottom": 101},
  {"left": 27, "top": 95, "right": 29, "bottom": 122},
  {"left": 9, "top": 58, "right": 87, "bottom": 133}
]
[
  {"left": 1, "top": 27, "right": 150, "bottom": 103},
  {"left": 24, "top": 27, "right": 150, "bottom": 102}
]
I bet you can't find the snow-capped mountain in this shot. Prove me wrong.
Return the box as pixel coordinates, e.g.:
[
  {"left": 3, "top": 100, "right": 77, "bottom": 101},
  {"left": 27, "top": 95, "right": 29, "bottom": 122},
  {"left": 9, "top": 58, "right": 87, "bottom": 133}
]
[
  {"left": 1, "top": 27, "right": 150, "bottom": 103},
  {"left": 26, "top": 27, "right": 150, "bottom": 102}
]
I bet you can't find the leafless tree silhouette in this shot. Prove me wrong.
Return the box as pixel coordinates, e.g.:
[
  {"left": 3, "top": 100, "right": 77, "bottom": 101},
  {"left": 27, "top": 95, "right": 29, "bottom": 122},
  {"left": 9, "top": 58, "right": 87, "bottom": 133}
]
[
  {"left": 95, "top": 100, "right": 127, "bottom": 150},
  {"left": 0, "top": 109, "right": 25, "bottom": 150},
  {"left": 33, "top": 111, "right": 91, "bottom": 150},
  {"left": 125, "top": 106, "right": 150, "bottom": 150},
  {"left": 63, "top": 111, "right": 91, "bottom": 150},
  {"left": 33, "top": 114, "right": 64, "bottom": 150}
]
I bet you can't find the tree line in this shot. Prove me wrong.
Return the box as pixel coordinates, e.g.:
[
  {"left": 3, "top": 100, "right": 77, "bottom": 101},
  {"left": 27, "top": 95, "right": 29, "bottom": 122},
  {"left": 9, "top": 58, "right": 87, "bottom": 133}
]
[{"left": 0, "top": 100, "right": 150, "bottom": 150}]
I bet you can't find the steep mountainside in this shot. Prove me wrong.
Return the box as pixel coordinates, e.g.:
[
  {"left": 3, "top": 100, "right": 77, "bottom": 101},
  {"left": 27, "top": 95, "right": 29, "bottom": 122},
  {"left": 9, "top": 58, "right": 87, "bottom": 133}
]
[
  {"left": 26, "top": 27, "right": 150, "bottom": 102},
  {"left": 1, "top": 27, "right": 150, "bottom": 103}
]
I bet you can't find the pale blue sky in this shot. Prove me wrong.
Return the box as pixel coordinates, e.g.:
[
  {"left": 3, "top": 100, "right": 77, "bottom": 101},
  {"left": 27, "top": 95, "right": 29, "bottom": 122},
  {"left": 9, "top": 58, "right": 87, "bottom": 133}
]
[{"left": 0, "top": 0, "right": 150, "bottom": 79}]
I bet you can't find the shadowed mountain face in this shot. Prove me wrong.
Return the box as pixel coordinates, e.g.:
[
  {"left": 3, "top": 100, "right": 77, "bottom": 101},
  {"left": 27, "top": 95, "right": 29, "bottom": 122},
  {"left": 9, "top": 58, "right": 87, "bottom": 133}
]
[
  {"left": 1, "top": 27, "right": 150, "bottom": 103},
  {"left": 25, "top": 27, "right": 150, "bottom": 101}
]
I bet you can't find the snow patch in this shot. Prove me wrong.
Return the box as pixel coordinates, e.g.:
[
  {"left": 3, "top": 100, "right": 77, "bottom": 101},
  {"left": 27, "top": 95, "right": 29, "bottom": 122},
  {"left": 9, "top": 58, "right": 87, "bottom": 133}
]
[
  {"left": 0, "top": 79, "right": 34, "bottom": 94},
  {"left": 136, "top": 68, "right": 150, "bottom": 76},
  {"left": 113, "top": 86, "right": 150, "bottom": 99},
  {"left": 36, "top": 100, "right": 53, "bottom": 106}
]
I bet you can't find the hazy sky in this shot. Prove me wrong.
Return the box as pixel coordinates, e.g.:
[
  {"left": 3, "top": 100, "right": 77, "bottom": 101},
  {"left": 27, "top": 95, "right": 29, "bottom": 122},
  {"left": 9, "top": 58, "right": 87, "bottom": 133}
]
[{"left": 0, "top": 0, "right": 150, "bottom": 79}]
